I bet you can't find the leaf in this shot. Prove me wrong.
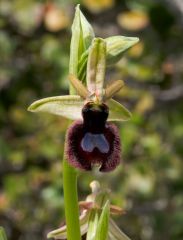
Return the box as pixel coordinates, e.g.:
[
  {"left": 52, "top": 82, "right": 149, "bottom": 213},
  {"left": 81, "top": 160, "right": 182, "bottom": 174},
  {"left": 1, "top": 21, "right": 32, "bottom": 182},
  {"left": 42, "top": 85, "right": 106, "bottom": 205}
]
[
  {"left": 69, "top": 4, "right": 94, "bottom": 77},
  {"left": 0, "top": 227, "right": 7, "bottom": 240},
  {"left": 28, "top": 95, "right": 84, "bottom": 120},
  {"left": 80, "top": 9, "right": 95, "bottom": 49},
  {"left": 105, "top": 36, "right": 139, "bottom": 65},
  {"left": 86, "top": 210, "right": 99, "bottom": 240},
  {"left": 86, "top": 38, "right": 106, "bottom": 100},
  {"left": 78, "top": 49, "right": 88, "bottom": 82},
  {"left": 108, "top": 99, "right": 132, "bottom": 121},
  {"left": 95, "top": 200, "right": 110, "bottom": 240}
]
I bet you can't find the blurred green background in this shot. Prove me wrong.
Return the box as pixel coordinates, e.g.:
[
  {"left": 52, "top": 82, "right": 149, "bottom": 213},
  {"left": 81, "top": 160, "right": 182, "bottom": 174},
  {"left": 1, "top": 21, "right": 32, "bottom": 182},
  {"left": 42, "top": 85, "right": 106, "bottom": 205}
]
[{"left": 0, "top": 0, "right": 183, "bottom": 239}]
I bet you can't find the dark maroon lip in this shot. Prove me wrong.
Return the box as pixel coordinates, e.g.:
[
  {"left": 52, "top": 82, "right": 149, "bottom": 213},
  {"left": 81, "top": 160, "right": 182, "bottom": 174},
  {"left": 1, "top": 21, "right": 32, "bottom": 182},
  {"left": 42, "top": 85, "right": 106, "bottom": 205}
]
[
  {"left": 65, "top": 120, "right": 121, "bottom": 172},
  {"left": 65, "top": 101, "right": 122, "bottom": 172}
]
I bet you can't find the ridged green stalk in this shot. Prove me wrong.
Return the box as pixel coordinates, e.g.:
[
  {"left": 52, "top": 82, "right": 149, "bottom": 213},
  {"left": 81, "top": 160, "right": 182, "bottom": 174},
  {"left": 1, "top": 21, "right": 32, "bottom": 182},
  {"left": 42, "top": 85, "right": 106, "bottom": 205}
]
[
  {"left": 63, "top": 157, "right": 81, "bottom": 240},
  {"left": 62, "top": 5, "right": 81, "bottom": 238},
  {"left": 62, "top": 81, "right": 81, "bottom": 240}
]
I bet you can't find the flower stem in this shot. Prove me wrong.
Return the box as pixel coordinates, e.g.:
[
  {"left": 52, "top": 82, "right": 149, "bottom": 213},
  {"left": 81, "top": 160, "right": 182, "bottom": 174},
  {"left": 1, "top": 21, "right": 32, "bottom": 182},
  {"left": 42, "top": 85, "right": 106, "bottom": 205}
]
[
  {"left": 62, "top": 58, "right": 81, "bottom": 239},
  {"left": 63, "top": 157, "right": 81, "bottom": 240}
]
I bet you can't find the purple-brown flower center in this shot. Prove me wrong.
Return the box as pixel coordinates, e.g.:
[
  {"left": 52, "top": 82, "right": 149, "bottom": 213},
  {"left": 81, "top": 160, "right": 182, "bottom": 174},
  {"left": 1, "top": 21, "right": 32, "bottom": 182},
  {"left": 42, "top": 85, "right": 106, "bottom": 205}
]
[
  {"left": 81, "top": 102, "right": 109, "bottom": 155},
  {"left": 82, "top": 102, "right": 109, "bottom": 133},
  {"left": 66, "top": 102, "right": 121, "bottom": 172}
]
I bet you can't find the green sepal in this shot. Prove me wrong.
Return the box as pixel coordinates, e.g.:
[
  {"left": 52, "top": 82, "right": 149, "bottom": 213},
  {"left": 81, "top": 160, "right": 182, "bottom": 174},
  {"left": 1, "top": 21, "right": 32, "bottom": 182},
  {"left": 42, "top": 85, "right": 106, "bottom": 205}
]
[
  {"left": 86, "top": 210, "right": 99, "bottom": 240},
  {"left": 109, "top": 219, "right": 131, "bottom": 240},
  {"left": 28, "top": 95, "right": 84, "bottom": 120},
  {"left": 47, "top": 211, "right": 89, "bottom": 239},
  {"left": 28, "top": 96, "right": 131, "bottom": 121},
  {"left": 86, "top": 38, "right": 106, "bottom": 100},
  {"left": 0, "top": 227, "right": 8, "bottom": 240},
  {"left": 108, "top": 99, "right": 132, "bottom": 121},
  {"left": 105, "top": 36, "right": 139, "bottom": 65},
  {"left": 95, "top": 200, "right": 110, "bottom": 240}
]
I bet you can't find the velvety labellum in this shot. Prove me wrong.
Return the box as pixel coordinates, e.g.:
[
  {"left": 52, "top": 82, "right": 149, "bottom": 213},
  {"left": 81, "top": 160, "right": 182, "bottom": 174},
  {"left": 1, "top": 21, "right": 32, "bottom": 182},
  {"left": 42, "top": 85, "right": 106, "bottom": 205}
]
[{"left": 66, "top": 102, "right": 121, "bottom": 172}]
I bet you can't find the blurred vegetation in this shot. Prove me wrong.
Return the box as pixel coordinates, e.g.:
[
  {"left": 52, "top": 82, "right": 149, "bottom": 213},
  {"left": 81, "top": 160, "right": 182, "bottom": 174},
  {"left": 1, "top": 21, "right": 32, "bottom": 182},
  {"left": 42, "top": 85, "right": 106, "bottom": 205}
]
[{"left": 0, "top": 0, "right": 183, "bottom": 239}]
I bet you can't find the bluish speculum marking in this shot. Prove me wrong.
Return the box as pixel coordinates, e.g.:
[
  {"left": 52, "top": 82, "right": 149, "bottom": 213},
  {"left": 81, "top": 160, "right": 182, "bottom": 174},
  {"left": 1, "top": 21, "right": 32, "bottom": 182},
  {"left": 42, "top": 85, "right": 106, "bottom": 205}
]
[{"left": 81, "top": 132, "right": 109, "bottom": 153}]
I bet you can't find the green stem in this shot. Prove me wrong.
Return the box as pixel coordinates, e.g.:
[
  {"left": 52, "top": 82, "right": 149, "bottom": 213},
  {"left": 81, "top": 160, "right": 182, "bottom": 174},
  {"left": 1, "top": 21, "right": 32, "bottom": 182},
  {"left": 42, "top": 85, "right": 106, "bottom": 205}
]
[
  {"left": 62, "top": 63, "right": 81, "bottom": 239},
  {"left": 62, "top": 6, "right": 83, "bottom": 238},
  {"left": 63, "top": 158, "right": 81, "bottom": 240}
]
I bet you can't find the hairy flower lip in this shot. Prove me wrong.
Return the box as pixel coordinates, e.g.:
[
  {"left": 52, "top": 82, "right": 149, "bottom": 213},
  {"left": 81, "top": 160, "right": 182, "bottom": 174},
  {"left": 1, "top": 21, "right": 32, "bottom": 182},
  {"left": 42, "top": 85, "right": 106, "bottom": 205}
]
[{"left": 65, "top": 120, "right": 121, "bottom": 172}]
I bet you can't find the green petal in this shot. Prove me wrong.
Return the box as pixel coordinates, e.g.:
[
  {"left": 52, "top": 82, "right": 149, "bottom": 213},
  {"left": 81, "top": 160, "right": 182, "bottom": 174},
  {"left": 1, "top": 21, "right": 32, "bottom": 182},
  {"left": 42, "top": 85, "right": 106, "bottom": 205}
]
[
  {"left": 108, "top": 99, "right": 132, "bottom": 121},
  {"left": 0, "top": 227, "right": 8, "bottom": 240},
  {"left": 69, "top": 74, "right": 89, "bottom": 99},
  {"left": 28, "top": 95, "right": 84, "bottom": 120},
  {"left": 105, "top": 36, "right": 139, "bottom": 65},
  {"left": 104, "top": 80, "right": 124, "bottom": 101},
  {"left": 95, "top": 201, "right": 110, "bottom": 240}
]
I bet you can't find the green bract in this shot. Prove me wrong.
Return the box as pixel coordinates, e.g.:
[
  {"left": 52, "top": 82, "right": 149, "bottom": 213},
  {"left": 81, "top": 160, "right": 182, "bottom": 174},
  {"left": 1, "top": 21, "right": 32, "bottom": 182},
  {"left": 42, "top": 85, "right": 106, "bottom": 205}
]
[
  {"left": 47, "top": 181, "right": 131, "bottom": 240},
  {"left": 87, "top": 209, "right": 99, "bottom": 240},
  {"left": 95, "top": 200, "right": 110, "bottom": 240},
  {"left": 69, "top": 5, "right": 94, "bottom": 77},
  {"left": 70, "top": 4, "right": 138, "bottom": 81},
  {"left": 28, "top": 5, "right": 136, "bottom": 121}
]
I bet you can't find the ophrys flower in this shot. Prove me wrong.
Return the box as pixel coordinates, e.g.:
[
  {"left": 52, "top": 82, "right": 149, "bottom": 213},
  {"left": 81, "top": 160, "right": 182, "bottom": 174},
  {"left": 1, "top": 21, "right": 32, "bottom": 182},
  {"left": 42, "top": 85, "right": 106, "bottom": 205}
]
[
  {"left": 47, "top": 181, "right": 131, "bottom": 240},
  {"left": 28, "top": 38, "right": 131, "bottom": 171}
]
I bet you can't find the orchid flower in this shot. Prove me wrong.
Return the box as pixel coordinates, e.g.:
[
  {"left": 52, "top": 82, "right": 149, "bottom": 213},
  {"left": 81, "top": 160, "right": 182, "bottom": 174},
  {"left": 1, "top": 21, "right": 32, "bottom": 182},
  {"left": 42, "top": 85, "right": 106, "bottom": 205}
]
[
  {"left": 47, "top": 181, "right": 131, "bottom": 240},
  {"left": 27, "top": 5, "right": 139, "bottom": 240},
  {"left": 28, "top": 37, "right": 133, "bottom": 172}
]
